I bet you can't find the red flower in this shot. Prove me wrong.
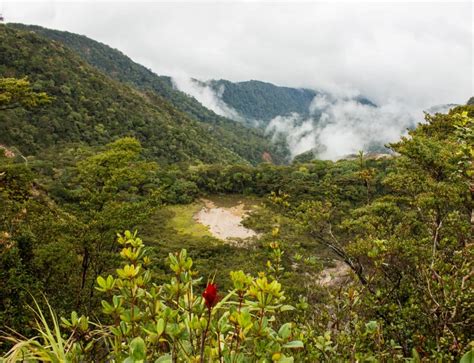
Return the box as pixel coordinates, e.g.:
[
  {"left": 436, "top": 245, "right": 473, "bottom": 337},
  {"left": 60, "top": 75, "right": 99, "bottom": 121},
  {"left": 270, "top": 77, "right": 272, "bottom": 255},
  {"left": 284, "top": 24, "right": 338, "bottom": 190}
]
[{"left": 202, "top": 283, "right": 218, "bottom": 309}]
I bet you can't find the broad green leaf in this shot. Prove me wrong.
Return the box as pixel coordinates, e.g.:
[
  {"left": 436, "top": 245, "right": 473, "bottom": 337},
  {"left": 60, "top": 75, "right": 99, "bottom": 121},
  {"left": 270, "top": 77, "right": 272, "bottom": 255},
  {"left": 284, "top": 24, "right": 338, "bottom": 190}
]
[
  {"left": 460, "top": 349, "right": 474, "bottom": 363},
  {"left": 156, "top": 318, "right": 165, "bottom": 336},
  {"left": 130, "top": 337, "right": 146, "bottom": 361},
  {"left": 278, "top": 323, "right": 291, "bottom": 339}
]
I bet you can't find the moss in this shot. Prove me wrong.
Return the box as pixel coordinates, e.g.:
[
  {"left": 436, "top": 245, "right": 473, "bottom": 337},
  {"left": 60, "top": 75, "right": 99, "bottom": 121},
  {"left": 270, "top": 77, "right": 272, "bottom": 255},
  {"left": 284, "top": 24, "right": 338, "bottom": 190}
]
[{"left": 166, "top": 202, "right": 213, "bottom": 238}]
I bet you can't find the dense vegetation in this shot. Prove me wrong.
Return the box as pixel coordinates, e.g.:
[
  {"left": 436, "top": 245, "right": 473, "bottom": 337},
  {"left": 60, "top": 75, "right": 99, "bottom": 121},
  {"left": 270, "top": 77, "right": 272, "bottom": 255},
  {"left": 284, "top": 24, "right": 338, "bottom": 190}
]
[
  {"left": 206, "top": 79, "right": 376, "bottom": 124},
  {"left": 1, "top": 95, "right": 472, "bottom": 361},
  {"left": 206, "top": 80, "right": 318, "bottom": 123},
  {"left": 0, "top": 22, "right": 473, "bottom": 362},
  {"left": 9, "top": 23, "right": 289, "bottom": 164}
]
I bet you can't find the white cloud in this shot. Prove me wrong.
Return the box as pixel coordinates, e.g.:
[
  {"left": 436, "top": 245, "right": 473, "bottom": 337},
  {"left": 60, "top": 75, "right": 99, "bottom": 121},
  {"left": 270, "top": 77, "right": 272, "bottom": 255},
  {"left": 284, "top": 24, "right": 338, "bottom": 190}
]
[
  {"left": 2, "top": 1, "right": 470, "bottom": 160},
  {"left": 314, "top": 96, "right": 414, "bottom": 160},
  {"left": 171, "top": 76, "right": 244, "bottom": 121},
  {"left": 266, "top": 114, "right": 317, "bottom": 159},
  {"left": 266, "top": 95, "right": 415, "bottom": 160}
]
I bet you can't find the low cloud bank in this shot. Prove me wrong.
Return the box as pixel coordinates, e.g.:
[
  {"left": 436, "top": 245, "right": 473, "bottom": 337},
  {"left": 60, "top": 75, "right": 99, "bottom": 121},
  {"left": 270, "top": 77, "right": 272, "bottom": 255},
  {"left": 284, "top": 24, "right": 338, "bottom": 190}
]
[
  {"left": 266, "top": 95, "right": 416, "bottom": 160},
  {"left": 172, "top": 76, "right": 422, "bottom": 161},
  {"left": 171, "top": 76, "right": 244, "bottom": 121}
]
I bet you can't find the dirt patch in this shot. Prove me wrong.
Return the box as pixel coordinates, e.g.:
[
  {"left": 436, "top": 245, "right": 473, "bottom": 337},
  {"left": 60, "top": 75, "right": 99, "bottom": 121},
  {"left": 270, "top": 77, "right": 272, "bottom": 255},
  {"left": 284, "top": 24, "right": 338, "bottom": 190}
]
[
  {"left": 0, "top": 144, "right": 15, "bottom": 158},
  {"left": 316, "top": 260, "right": 351, "bottom": 287},
  {"left": 194, "top": 199, "right": 258, "bottom": 241}
]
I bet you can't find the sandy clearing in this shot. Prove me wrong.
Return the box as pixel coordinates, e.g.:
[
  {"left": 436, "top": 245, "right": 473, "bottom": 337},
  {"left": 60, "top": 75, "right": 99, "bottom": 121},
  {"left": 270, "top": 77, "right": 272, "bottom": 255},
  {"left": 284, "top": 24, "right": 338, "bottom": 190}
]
[{"left": 194, "top": 199, "right": 258, "bottom": 241}]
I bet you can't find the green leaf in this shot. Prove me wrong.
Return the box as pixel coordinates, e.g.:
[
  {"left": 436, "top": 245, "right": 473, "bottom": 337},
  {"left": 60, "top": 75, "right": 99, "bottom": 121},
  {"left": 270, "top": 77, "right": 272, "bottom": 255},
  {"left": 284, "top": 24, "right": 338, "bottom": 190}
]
[
  {"left": 60, "top": 317, "right": 71, "bottom": 327},
  {"left": 411, "top": 348, "right": 420, "bottom": 363},
  {"left": 130, "top": 337, "right": 146, "bottom": 361},
  {"left": 278, "top": 323, "right": 292, "bottom": 339},
  {"left": 277, "top": 357, "right": 294, "bottom": 363},
  {"left": 97, "top": 276, "right": 106, "bottom": 288},
  {"left": 155, "top": 354, "right": 172, "bottom": 363},
  {"left": 365, "top": 320, "right": 378, "bottom": 333},
  {"left": 460, "top": 350, "right": 474, "bottom": 363},
  {"left": 280, "top": 305, "right": 295, "bottom": 312},
  {"left": 282, "top": 340, "right": 304, "bottom": 349},
  {"left": 156, "top": 318, "right": 165, "bottom": 336}
]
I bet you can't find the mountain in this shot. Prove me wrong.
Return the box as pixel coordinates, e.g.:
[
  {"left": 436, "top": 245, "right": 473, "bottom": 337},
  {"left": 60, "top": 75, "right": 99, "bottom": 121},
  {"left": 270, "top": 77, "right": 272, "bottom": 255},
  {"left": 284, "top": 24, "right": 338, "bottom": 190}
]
[
  {"left": 203, "top": 79, "right": 376, "bottom": 125},
  {"left": 9, "top": 23, "right": 288, "bottom": 164},
  {"left": 206, "top": 79, "right": 318, "bottom": 123},
  {"left": 0, "top": 25, "right": 260, "bottom": 164}
]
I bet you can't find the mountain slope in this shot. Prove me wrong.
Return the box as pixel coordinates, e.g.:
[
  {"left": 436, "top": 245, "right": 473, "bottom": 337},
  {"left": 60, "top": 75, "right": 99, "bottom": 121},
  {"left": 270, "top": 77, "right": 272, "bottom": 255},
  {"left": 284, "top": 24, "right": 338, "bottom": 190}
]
[
  {"left": 10, "top": 23, "right": 288, "bottom": 164},
  {"left": 0, "top": 25, "right": 247, "bottom": 164},
  {"left": 204, "top": 79, "right": 377, "bottom": 124},
  {"left": 207, "top": 79, "right": 318, "bottom": 122}
]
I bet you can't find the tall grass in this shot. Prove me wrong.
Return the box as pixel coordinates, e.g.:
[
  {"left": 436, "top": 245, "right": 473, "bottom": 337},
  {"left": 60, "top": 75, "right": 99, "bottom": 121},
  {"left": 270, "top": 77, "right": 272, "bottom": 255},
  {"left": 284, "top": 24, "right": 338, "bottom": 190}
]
[{"left": 1, "top": 296, "right": 73, "bottom": 362}]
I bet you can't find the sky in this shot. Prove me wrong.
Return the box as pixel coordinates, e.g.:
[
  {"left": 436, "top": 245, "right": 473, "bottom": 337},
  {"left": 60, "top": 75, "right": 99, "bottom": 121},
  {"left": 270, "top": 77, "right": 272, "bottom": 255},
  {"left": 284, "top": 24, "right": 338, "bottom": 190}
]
[{"left": 3, "top": 1, "right": 472, "bottom": 109}]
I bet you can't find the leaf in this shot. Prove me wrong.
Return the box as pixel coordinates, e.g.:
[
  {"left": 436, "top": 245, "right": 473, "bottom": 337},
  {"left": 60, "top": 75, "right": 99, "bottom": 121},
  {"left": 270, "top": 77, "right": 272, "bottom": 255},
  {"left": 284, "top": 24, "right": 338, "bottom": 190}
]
[
  {"left": 365, "top": 320, "right": 378, "bottom": 333},
  {"left": 280, "top": 305, "right": 295, "bottom": 312},
  {"left": 155, "top": 354, "right": 172, "bottom": 363},
  {"left": 411, "top": 348, "right": 420, "bottom": 363},
  {"left": 130, "top": 337, "right": 146, "bottom": 361},
  {"left": 277, "top": 357, "right": 294, "bottom": 363},
  {"left": 97, "top": 276, "right": 106, "bottom": 289},
  {"left": 282, "top": 340, "right": 304, "bottom": 349},
  {"left": 60, "top": 317, "right": 71, "bottom": 327},
  {"left": 460, "top": 350, "right": 474, "bottom": 363},
  {"left": 278, "top": 323, "right": 292, "bottom": 339},
  {"left": 156, "top": 318, "right": 165, "bottom": 336}
]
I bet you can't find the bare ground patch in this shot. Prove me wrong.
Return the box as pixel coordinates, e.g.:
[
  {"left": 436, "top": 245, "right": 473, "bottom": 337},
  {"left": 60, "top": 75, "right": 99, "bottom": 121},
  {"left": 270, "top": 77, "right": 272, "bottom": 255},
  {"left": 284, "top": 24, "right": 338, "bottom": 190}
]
[{"left": 194, "top": 199, "right": 259, "bottom": 243}]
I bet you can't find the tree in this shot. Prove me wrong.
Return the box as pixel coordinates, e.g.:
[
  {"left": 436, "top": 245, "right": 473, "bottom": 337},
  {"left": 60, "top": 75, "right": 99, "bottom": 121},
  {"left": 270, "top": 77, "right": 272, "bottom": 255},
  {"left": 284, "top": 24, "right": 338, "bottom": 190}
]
[
  {"left": 340, "top": 108, "right": 473, "bottom": 358},
  {"left": 57, "top": 137, "right": 159, "bottom": 310},
  {"left": 0, "top": 77, "right": 52, "bottom": 111}
]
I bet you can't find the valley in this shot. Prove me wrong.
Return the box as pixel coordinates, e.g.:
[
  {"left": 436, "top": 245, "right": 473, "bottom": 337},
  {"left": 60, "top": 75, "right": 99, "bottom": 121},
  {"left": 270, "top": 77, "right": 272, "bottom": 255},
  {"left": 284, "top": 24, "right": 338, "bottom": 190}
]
[{"left": 0, "top": 19, "right": 472, "bottom": 363}]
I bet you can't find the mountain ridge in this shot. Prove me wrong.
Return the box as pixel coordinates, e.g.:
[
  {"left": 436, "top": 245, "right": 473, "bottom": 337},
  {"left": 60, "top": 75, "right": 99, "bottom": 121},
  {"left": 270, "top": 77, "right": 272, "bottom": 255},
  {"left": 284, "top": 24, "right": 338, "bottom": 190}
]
[
  {"left": 0, "top": 25, "right": 254, "bottom": 165},
  {"left": 9, "top": 23, "right": 289, "bottom": 164}
]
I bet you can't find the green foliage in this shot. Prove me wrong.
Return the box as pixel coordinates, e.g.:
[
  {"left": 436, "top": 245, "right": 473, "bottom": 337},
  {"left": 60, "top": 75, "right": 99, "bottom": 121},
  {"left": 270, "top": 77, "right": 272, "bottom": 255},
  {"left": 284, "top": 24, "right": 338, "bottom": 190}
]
[
  {"left": 0, "top": 25, "right": 253, "bottom": 165},
  {"left": 56, "top": 137, "right": 159, "bottom": 308},
  {"left": 0, "top": 63, "right": 471, "bottom": 363},
  {"left": 2, "top": 231, "right": 304, "bottom": 362},
  {"left": 1, "top": 297, "right": 72, "bottom": 362},
  {"left": 207, "top": 79, "right": 317, "bottom": 123},
  {"left": 205, "top": 79, "right": 375, "bottom": 124},
  {"left": 9, "top": 23, "right": 289, "bottom": 165},
  {"left": 271, "top": 108, "right": 474, "bottom": 360},
  {"left": 0, "top": 77, "right": 52, "bottom": 111}
]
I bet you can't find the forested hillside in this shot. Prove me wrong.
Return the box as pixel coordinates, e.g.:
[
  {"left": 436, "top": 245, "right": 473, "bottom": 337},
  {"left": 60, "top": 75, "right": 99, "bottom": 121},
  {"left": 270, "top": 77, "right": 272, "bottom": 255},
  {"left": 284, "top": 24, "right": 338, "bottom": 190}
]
[
  {"left": 9, "top": 23, "right": 288, "bottom": 164},
  {"left": 205, "top": 79, "right": 376, "bottom": 124},
  {"left": 0, "top": 26, "right": 254, "bottom": 164},
  {"left": 207, "top": 79, "right": 317, "bottom": 122},
  {"left": 1, "top": 73, "right": 472, "bottom": 360}
]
